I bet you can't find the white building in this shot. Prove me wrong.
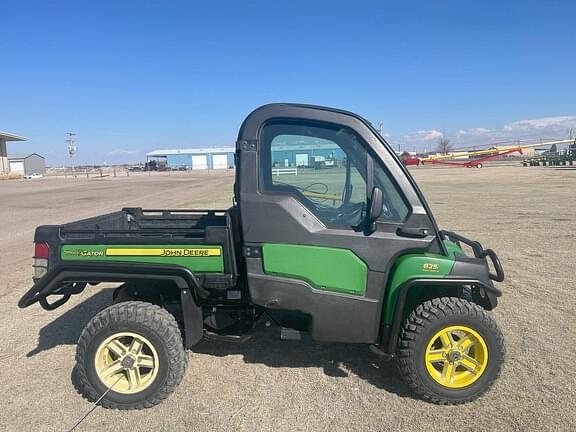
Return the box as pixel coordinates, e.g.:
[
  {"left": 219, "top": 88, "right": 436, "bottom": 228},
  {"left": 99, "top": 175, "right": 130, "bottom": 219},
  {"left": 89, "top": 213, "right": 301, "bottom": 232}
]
[{"left": 0, "top": 131, "right": 27, "bottom": 175}]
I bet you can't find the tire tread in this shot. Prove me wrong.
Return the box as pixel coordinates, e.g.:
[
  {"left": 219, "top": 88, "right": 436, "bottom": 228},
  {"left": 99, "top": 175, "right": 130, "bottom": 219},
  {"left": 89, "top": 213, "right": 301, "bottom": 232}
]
[
  {"left": 75, "top": 301, "right": 188, "bottom": 410},
  {"left": 396, "top": 297, "right": 504, "bottom": 405}
]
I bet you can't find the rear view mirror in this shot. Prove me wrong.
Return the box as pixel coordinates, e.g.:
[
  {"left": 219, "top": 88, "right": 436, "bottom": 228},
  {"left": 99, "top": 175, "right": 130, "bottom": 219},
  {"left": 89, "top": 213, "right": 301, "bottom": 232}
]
[{"left": 366, "top": 186, "right": 383, "bottom": 232}]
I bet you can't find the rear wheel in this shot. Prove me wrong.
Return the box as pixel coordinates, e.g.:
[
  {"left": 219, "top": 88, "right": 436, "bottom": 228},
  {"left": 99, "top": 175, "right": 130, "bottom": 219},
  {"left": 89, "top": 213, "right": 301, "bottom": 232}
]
[
  {"left": 75, "top": 301, "right": 188, "bottom": 409},
  {"left": 397, "top": 297, "right": 504, "bottom": 404}
]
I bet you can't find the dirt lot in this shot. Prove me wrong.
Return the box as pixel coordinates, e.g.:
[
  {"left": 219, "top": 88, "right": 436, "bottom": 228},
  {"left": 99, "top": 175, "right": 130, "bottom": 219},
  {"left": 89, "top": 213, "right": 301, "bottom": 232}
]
[{"left": 0, "top": 166, "right": 574, "bottom": 431}]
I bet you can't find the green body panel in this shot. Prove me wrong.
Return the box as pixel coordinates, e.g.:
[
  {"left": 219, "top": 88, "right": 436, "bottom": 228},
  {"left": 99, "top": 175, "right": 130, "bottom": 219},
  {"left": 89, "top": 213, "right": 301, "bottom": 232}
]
[
  {"left": 262, "top": 243, "right": 368, "bottom": 296},
  {"left": 383, "top": 243, "right": 462, "bottom": 324},
  {"left": 60, "top": 244, "right": 224, "bottom": 273},
  {"left": 443, "top": 239, "right": 465, "bottom": 257}
]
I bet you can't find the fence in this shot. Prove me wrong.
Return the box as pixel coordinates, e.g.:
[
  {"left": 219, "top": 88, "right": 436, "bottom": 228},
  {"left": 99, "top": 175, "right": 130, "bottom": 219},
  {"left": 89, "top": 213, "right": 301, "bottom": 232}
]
[{"left": 272, "top": 167, "right": 298, "bottom": 176}]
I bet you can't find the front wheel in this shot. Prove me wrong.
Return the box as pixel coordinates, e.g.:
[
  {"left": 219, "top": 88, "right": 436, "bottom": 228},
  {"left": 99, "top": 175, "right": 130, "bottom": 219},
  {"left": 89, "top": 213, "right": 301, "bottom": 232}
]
[
  {"left": 75, "top": 301, "right": 188, "bottom": 409},
  {"left": 397, "top": 297, "right": 504, "bottom": 404}
]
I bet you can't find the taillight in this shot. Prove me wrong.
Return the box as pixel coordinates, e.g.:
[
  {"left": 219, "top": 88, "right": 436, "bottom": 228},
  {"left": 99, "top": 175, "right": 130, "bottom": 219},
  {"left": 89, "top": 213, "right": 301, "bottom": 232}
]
[
  {"left": 33, "top": 242, "right": 49, "bottom": 279},
  {"left": 34, "top": 242, "right": 49, "bottom": 259}
]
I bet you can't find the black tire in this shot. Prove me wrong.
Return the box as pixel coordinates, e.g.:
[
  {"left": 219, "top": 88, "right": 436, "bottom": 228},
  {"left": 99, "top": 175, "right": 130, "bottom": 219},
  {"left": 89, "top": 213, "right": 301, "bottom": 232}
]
[
  {"left": 75, "top": 301, "right": 188, "bottom": 409},
  {"left": 396, "top": 297, "right": 504, "bottom": 404}
]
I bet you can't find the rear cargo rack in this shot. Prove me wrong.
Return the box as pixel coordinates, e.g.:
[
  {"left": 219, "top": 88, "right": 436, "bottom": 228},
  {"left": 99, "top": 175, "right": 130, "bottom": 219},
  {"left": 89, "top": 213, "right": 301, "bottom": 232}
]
[
  {"left": 59, "top": 207, "right": 230, "bottom": 239},
  {"left": 128, "top": 208, "right": 229, "bottom": 215}
]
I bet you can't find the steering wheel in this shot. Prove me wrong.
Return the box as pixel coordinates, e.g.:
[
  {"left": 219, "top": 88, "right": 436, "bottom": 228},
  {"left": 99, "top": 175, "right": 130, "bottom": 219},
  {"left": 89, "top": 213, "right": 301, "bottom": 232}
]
[{"left": 330, "top": 201, "right": 365, "bottom": 225}]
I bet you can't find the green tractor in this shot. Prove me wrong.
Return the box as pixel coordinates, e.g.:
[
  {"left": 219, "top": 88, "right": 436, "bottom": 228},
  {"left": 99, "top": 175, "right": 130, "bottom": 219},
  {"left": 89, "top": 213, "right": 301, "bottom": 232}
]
[{"left": 19, "top": 104, "right": 505, "bottom": 409}]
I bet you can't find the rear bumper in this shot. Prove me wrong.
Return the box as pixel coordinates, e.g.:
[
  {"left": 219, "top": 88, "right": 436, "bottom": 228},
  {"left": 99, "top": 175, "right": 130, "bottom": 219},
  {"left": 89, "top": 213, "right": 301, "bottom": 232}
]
[
  {"left": 442, "top": 230, "right": 505, "bottom": 282},
  {"left": 18, "top": 261, "right": 206, "bottom": 311}
]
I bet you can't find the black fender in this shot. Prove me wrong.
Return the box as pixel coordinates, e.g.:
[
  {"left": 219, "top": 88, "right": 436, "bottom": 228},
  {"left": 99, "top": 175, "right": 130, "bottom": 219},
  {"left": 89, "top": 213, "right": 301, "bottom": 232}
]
[
  {"left": 383, "top": 277, "right": 502, "bottom": 354},
  {"left": 17, "top": 262, "right": 207, "bottom": 348}
]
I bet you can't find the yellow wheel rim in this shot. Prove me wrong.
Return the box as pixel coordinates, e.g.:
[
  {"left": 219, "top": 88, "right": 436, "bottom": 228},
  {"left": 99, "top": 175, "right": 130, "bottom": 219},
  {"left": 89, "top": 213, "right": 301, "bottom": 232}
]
[
  {"left": 425, "top": 325, "right": 488, "bottom": 388},
  {"left": 94, "top": 332, "right": 159, "bottom": 394}
]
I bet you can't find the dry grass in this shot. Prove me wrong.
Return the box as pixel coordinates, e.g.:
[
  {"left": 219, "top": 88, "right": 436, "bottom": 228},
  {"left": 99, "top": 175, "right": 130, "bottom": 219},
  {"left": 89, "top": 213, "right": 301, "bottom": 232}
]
[
  {"left": 0, "top": 172, "right": 23, "bottom": 180},
  {"left": 0, "top": 167, "right": 574, "bottom": 431}
]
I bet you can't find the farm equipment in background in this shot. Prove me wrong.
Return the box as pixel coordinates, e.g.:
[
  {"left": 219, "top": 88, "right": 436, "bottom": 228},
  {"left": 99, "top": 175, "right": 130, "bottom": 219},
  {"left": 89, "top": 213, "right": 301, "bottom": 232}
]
[
  {"left": 398, "top": 151, "right": 421, "bottom": 166},
  {"left": 312, "top": 155, "right": 336, "bottom": 169},
  {"left": 144, "top": 159, "right": 167, "bottom": 171},
  {"left": 521, "top": 139, "right": 576, "bottom": 166},
  {"left": 420, "top": 139, "right": 575, "bottom": 168},
  {"left": 422, "top": 147, "right": 523, "bottom": 168}
]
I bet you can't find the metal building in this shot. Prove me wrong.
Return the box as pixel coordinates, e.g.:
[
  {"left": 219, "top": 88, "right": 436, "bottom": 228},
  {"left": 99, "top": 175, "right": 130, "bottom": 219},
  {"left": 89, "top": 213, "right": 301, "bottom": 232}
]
[
  {"left": 270, "top": 143, "right": 345, "bottom": 167},
  {"left": 145, "top": 143, "right": 348, "bottom": 171},
  {"left": 146, "top": 148, "right": 235, "bottom": 170},
  {"left": 7, "top": 153, "right": 46, "bottom": 175},
  {"left": 0, "top": 131, "right": 27, "bottom": 175}
]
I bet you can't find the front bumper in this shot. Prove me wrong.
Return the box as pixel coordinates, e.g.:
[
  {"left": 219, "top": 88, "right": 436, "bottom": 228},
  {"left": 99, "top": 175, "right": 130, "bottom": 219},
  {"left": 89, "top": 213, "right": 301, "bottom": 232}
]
[{"left": 442, "top": 230, "right": 505, "bottom": 283}]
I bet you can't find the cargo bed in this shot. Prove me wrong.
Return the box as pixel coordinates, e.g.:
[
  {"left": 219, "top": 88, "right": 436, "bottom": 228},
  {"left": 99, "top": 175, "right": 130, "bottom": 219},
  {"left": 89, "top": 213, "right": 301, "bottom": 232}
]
[{"left": 34, "top": 207, "right": 240, "bottom": 291}]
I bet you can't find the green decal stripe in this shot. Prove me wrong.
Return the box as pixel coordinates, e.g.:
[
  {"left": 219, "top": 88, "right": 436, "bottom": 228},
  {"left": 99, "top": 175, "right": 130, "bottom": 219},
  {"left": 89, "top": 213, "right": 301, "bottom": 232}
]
[
  {"left": 262, "top": 243, "right": 367, "bottom": 296},
  {"left": 61, "top": 245, "right": 224, "bottom": 273},
  {"left": 383, "top": 254, "right": 455, "bottom": 324}
]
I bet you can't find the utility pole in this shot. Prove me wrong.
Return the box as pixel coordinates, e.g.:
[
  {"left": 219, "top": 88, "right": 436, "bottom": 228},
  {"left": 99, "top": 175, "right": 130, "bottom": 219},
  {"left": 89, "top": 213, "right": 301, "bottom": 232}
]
[
  {"left": 66, "top": 133, "right": 77, "bottom": 178},
  {"left": 377, "top": 121, "right": 399, "bottom": 151},
  {"left": 569, "top": 129, "right": 576, "bottom": 158}
]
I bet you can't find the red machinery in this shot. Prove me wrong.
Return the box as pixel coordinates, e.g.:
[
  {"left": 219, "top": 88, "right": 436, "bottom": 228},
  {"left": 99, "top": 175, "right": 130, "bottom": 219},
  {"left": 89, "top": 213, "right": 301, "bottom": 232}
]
[{"left": 422, "top": 147, "right": 523, "bottom": 168}]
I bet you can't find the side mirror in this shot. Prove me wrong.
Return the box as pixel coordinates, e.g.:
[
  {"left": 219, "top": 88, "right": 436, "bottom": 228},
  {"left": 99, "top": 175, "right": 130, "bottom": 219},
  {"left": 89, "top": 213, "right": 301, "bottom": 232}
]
[{"left": 366, "top": 186, "right": 383, "bottom": 232}]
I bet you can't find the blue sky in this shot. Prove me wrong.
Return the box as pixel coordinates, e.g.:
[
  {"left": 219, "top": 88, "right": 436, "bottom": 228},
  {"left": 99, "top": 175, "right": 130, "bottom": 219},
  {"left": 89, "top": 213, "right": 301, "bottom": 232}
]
[{"left": 1, "top": 0, "right": 575, "bottom": 165}]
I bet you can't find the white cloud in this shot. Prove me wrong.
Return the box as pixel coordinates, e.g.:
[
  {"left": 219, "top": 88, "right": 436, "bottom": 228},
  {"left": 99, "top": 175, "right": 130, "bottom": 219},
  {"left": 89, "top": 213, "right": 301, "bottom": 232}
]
[
  {"left": 503, "top": 116, "right": 576, "bottom": 132},
  {"left": 390, "top": 115, "right": 576, "bottom": 152},
  {"left": 457, "top": 127, "right": 492, "bottom": 136},
  {"left": 403, "top": 129, "right": 443, "bottom": 142},
  {"left": 106, "top": 149, "right": 141, "bottom": 156}
]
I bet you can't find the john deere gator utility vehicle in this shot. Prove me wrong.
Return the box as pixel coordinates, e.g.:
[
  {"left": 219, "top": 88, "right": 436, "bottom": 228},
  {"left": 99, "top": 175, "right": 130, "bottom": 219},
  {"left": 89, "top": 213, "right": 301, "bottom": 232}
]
[{"left": 19, "top": 104, "right": 505, "bottom": 409}]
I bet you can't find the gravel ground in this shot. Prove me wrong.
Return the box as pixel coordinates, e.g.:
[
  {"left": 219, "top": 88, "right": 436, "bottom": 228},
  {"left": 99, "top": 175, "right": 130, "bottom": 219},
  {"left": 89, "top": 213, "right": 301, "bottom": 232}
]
[{"left": 0, "top": 166, "right": 574, "bottom": 431}]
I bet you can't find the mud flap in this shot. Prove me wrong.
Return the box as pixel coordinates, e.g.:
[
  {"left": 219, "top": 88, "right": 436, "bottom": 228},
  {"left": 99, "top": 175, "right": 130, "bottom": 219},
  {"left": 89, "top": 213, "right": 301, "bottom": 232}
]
[{"left": 181, "top": 288, "right": 204, "bottom": 348}]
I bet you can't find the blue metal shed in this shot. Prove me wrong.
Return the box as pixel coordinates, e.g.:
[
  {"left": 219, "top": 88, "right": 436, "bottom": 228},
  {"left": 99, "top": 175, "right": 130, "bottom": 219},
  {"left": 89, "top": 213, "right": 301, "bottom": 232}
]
[{"left": 146, "top": 147, "right": 235, "bottom": 170}]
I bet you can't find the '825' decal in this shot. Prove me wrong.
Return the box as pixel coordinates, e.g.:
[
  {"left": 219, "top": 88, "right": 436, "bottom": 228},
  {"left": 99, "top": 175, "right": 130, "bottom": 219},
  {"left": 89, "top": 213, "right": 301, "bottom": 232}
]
[{"left": 422, "top": 263, "right": 439, "bottom": 272}]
